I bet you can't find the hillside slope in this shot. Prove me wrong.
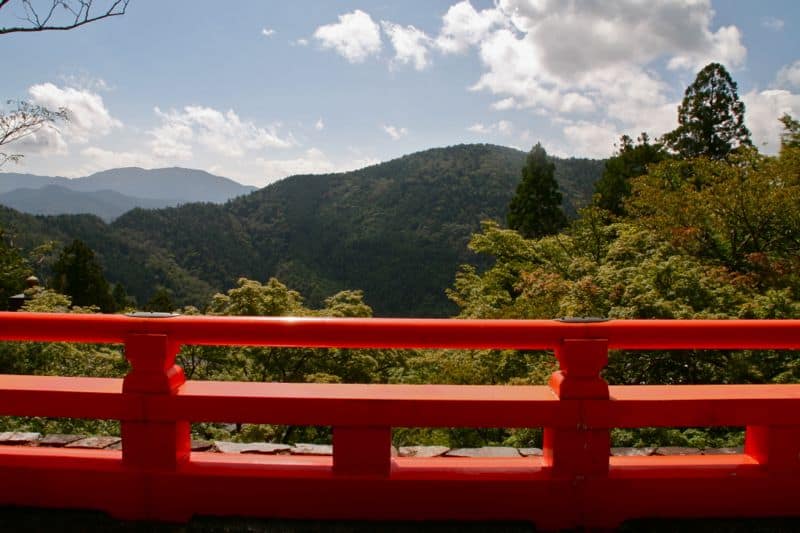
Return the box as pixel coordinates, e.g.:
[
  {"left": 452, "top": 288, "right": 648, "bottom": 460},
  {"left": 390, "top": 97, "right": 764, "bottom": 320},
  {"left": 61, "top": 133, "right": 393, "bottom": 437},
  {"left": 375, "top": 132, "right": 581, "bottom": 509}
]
[{"left": 2, "top": 144, "right": 603, "bottom": 316}]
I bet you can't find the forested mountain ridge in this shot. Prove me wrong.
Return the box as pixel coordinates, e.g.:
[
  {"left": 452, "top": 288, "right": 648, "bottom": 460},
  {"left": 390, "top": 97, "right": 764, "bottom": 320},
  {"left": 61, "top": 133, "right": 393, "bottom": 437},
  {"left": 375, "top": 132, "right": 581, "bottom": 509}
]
[{"left": 1, "top": 144, "right": 603, "bottom": 316}]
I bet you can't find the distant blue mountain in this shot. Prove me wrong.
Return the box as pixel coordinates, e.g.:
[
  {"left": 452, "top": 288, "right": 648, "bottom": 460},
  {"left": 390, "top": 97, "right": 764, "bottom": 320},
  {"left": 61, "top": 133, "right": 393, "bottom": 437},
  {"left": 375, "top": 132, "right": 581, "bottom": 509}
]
[
  {"left": 0, "top": 167, "right": 256, "bottom": 220},
  {"left": 0, "top": 185, "right": 174, "bottom": 222}
]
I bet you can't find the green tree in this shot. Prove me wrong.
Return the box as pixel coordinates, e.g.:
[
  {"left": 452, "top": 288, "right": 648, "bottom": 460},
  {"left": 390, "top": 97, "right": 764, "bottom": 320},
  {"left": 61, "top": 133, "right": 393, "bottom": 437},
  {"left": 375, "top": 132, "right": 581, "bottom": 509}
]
[
  {"left": 144, "top": 286, "right": 175, "bottom": 312},
  {"left": 662, "top": 62, "right": 751, "bottom": 159},
  {"left": 0, "top": 230, "right": 32, "bottom": 308},
  {"left": 111, "top": 283, "right": 134, "bottom": 311},
  {"left": 594, "top": 133, "right": 667, "bottom": 216},
  {"left": 780, "top": 114, "right": 800, "bottom": 150},
  {"left": 627, "top": 146, "right": 800, "bottom": 277},
  {"left": 50, "top": 239, "right": 115, "bottom": 312},
  {"left": 507, "top": 143, "right": 567, "bottom": 238}
]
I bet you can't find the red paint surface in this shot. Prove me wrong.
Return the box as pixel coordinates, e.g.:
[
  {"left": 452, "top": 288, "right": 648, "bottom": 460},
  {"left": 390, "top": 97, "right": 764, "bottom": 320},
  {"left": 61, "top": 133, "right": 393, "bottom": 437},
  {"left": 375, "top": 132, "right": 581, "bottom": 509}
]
[{"left": 0, "top": 312, "right": 798, "bottom": 529}]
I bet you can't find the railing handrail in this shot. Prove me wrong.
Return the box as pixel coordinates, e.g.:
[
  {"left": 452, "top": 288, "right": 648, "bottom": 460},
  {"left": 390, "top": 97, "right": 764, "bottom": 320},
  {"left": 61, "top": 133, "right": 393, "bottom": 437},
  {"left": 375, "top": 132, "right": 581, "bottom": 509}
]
[
  {"left": 0, "top": 312, "right": 799, "bottom": 349},
  {"left": 0, "top": 312, "right": 799, "bottom": 529}
]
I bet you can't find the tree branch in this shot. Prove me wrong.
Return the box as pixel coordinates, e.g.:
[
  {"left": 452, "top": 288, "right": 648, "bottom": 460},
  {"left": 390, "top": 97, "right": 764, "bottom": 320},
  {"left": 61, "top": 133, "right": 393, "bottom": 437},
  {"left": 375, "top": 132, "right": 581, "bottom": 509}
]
[
  {"left": 0, "top": 100, "right": 68, "bottom": 168},
  {"left": 0, "top": 0, "right": 128, "bottom": 35}
]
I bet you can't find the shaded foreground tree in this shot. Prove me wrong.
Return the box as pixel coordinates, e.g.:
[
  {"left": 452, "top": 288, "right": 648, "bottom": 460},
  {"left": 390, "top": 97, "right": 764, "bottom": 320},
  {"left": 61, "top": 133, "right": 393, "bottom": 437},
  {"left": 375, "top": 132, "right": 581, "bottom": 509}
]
[
  {"left": 0, "top": 0, "right": 129, "bottom": 34},
  {"left": 50, "top": 239, "right": 115, "bottom": 312},
  {"left": 143, "top": 286, "right": 174, "bottom": 312},
  {"left": 507, "top": 143, "right": 567, "bottom": 238},
  {"left": 662, "top": 62, "right": 751, "bottom": 159}
]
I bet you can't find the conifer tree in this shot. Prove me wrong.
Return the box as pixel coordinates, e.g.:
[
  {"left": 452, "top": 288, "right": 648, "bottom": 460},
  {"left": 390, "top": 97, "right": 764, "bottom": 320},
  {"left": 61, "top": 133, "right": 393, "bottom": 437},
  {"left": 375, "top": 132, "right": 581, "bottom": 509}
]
[
  {"left": 663, "top": 62, "right": 751, "bottom": 159},
  {"left": 594, "top": 133, "right": 666, "bottom": 216},
  {"left": 50, "top": 239, "right": 115, "bottom": 312},
  {"left": 507, "top": 143, "right": 566, "bottom": 238}
]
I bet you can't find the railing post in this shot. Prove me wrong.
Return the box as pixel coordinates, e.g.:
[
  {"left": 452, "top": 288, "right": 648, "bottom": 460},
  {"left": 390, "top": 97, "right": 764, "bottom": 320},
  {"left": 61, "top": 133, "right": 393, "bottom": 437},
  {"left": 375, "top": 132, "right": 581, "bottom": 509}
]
[
  {"left": 333, "top": 426, "right": 392, "bottom": 477},
  {"left": 745, "top": 426, "right": 800, "bottom": 474},
  {"left": 544, "top": 338, "right": 610, "bottom": 478},
  {"left": 122, "top": 334, "right": 190, "bottom": 470}
]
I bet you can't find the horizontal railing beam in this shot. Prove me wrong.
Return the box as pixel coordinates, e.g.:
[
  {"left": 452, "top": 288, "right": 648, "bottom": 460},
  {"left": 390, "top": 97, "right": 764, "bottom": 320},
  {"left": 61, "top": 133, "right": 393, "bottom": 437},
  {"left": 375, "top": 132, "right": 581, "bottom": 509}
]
[
  {"left": 150, "top": 381, "right": 572, "bottom": 428},
  {"left": 4, "top": 377, "right": 800, "bottom": 430},
  {"left": 586, "top": 385, "right": 800, "bottom": 428},
  {"left": 0, "top": 375, "right": 132, "bottom": 419},
  {"left": 0, "top": 313, "right": 798, "bottom": 350}
]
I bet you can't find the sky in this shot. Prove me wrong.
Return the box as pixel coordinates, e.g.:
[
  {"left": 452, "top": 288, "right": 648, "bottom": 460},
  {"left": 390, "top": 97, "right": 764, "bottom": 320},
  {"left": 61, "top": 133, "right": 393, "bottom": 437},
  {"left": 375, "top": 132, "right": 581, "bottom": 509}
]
[{"left": 1, "top": 0, "right": 799, "bottom": 187}]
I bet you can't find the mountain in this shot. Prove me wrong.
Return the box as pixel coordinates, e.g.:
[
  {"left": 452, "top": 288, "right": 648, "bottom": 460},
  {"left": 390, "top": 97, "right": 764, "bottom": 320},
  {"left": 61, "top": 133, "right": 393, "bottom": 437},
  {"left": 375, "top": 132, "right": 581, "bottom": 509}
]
[
  {"left": 0, "top": 172, "right": 66, "bottom": 194},
  {"left": 67, "top": 167, "right": 256, "bottom": 203},
  {"left": 0, "top": 167, "right": 256, "bottom": 218},
  {"left": 0, "top": 144, "right": 604, "bottom": 317},
  {"left": 0, "top": 185, "right": 174, "bottom": 222}
]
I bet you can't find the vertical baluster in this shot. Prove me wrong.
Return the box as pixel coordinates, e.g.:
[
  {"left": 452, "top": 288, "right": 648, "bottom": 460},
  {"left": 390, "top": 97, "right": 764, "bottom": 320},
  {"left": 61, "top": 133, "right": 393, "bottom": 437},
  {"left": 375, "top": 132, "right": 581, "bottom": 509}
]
[
  {"left": 121, "top": 334, "right": 190, "bottom": 470},
  {"left": 543, "top": 338, "right": 610, "bottom": 478},
  {"left": 745, "top": 425, "right": 800, "bottom": 474}
]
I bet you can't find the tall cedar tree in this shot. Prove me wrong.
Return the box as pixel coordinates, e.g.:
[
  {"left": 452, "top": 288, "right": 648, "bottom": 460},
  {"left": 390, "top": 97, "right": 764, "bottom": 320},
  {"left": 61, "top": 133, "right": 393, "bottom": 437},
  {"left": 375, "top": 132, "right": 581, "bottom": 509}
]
[
  {"left": 507, "top": 143, "right": 567, "bottom": 238},
  {"left": 662, "top": 62, "right": 751, "bottom": 159},
  {"left": 594, "top": 133, "right": 667, "bottom": 216},
  {"left": 51, "top": 239, "right": 115, "bottom": 312}
]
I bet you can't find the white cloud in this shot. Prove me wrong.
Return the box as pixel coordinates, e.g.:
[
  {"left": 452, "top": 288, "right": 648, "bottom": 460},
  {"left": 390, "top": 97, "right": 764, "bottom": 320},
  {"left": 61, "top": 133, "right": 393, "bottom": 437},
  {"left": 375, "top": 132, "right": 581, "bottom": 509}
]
[
  {"left": 467, "top": 123, "right": 490, "bottom": 134},
  {"left": 261, "top": 28, "right": 275, "bottom": 37},
  {"left": 776, "top": 61, "right": 800, "bottom": 89},
  {"left": 436, "top": 0, "right": 506, "bottom": 54},
  {"left": 75, "top": 147, "right": 157, "bottom": 176},
  {"left": 255, "top": 148, "right": 380, "bottom": 181},
  {"left": 469, "top": 28, "right": 596, "bottom": 113},
  {"left": 496, "top": 0, "right": 745, "bottom": 76},
  {"left": 315, "top": 118, "right": 325, "bottom": 131},
  {"left": 27, "top": 83, "right": 121, "bottom": 145},
  {"left": 57, "top": 74, "right": 112, "bottom": 93},
  {"left": 453, "top": 1, "right": 748, "bottom": 116},
  {"left": 467, "top": 120, "right": 514, "bottom": 136},
  {"left": 291, "top": 38, "right": 309, "bottom": 47},
  {"left": 761, "top": 16, "right": 784, "bottom": 32},
  {"left": 313, "top": 10, "right": 382, "bottom": 63},
  {"left": 381, "top": 21, "right": 433, "bottom": 70},
  {"left": 432, "top": 0, "right": 750, "bottom": 157},
  {"left": 148, "top": 116, "right": 193, "bottom": 161},
  {"left": 382, "top": 124, "right": 408, "bottom": 140},
  {"left": 743, "top": 89, "right": 800, "bottom": 154},
  {"left": 561, "top": 120, "right": 620, "bottom": 159},
  {"left": 150, "top": 106, "right": 294, "bottom": 159},
  {"left": 667, "top": 25, "right": 746, "bottom": 72},
  {"left": 491, "top": 97, "right": 516, "bottom": 111}
]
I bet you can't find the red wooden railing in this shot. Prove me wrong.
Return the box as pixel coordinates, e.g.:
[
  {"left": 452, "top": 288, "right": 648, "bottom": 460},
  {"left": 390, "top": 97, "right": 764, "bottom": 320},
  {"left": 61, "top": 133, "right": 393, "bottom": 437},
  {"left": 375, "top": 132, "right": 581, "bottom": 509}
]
[{"left": 0, "top": 312, "right": 799, "bottom": 529}]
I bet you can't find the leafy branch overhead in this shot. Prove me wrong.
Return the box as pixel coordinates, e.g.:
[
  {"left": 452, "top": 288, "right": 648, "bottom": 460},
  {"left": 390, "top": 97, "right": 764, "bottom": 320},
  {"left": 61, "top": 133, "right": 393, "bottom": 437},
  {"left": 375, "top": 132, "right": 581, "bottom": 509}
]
[
  {"left": 0, "top": 0, "right": 129, "bottom": 34},
  {"left": 0, "top": 100, "right": 68, "bottom": 167}
]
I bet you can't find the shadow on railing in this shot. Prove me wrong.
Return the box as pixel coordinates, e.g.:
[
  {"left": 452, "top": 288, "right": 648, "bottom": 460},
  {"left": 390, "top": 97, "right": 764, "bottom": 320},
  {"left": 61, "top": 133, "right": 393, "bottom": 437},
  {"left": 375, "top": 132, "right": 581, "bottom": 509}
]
[{"left": 0, "top": 312, "right": 798, "bottom": 530}]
